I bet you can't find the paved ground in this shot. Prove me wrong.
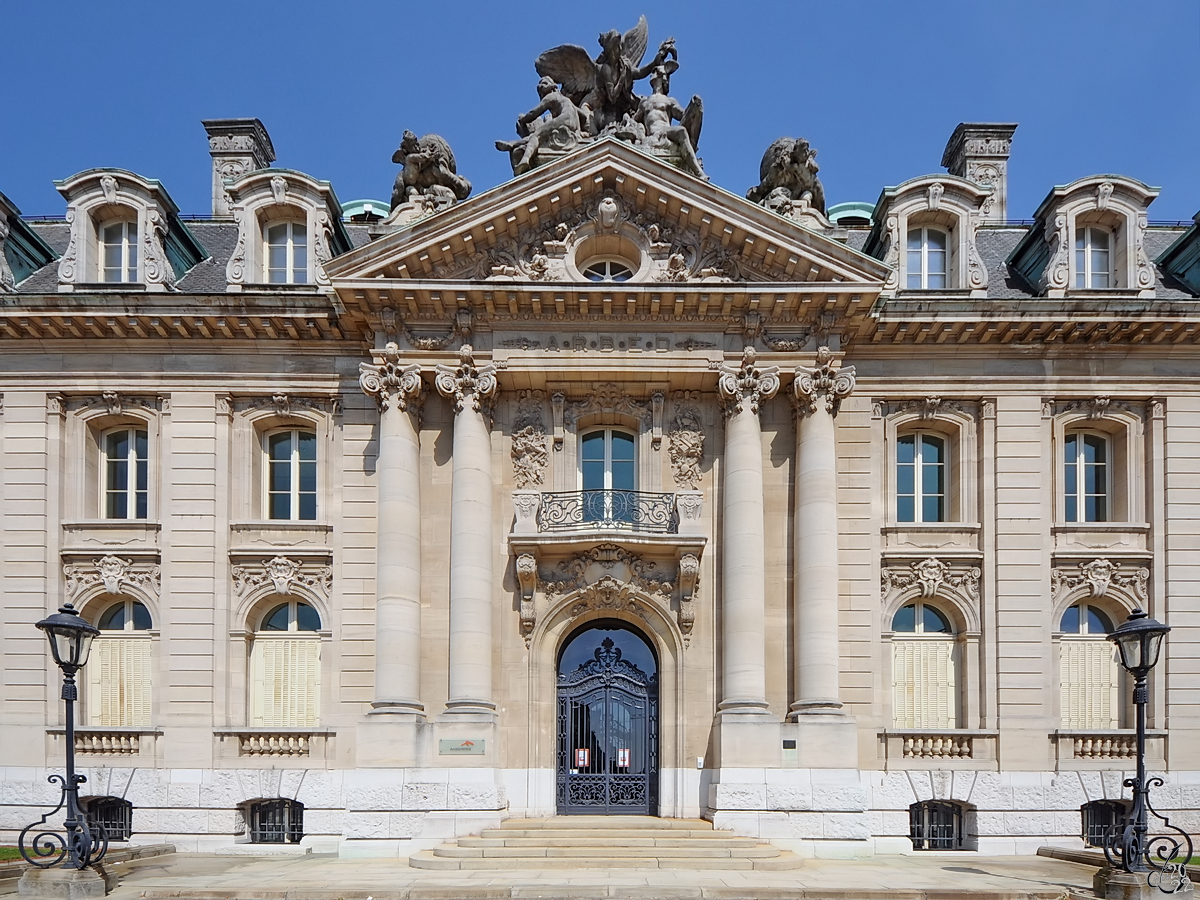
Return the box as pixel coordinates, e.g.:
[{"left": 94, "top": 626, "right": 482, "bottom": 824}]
[{"left": 83, "top": 851, "right": 1099, "bottom": 900}]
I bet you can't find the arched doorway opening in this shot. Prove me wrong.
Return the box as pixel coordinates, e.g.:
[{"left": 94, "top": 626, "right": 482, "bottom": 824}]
[{"left": 556, "top": 620, "right": 658, "bottom": 815}]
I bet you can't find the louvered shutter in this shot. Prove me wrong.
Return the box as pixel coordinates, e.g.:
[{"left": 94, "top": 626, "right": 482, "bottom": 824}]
[
  {"left": 88, "top": 637, "right": 151, "bottom": 727},
  {"left": 894, "top": 639, "right": 956, "bottom": 729},
  {"left": 251, "top": 638, "right": 320, "bottom": 727},
  {"left": 1061, "top": 639, "right": 1117, "bottom": 729}
]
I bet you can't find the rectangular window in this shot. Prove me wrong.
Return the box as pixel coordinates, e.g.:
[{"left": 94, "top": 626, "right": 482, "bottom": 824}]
[
  {"left": 896, "top": 433, "right": 946, "bottom": 523},
  {"left": 266, "top": 222, "right": 308, "bottom": 285},
  {"left": 1064, "top": 433, "right": 1108, "bottom": 522},
  {"left": 104, "top": 428, "right": 148, "bottom": 519},
  {"left": 100, "top": 221, "right": 138, "bottom": 283},
  {"left": 266, "top": 430, "right": 317, "bottom": 520}
]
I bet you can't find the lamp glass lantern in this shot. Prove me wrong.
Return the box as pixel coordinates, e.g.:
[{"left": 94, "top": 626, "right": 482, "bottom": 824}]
[
  {"left": 1107, "top": 608, "right": 1169, "bottom": 678},
  {"left": 35, "top": 603, "right": 100, "bottom": 671}
]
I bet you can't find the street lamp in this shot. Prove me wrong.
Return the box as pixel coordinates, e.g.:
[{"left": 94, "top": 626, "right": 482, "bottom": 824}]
[
  {"left": 18, "top": 602, "right": 108, "bottom": 872},
  {"left": 1102, "top": 607, "right": 1192, "bottom": 893}
]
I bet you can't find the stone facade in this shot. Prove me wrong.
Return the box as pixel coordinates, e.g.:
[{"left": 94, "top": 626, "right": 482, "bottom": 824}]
[{"left": 1, "top": 117, "right": 1199, "bottom": 860}]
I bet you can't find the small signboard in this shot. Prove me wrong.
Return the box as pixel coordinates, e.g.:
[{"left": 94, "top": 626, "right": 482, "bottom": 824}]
[
  {"left": 617, "top": 748, "right": 631, "bottom": 768},
  {"left": 438, "top": 739, "right": 485, "bottom": 756},
  {"left": 574, "top": 748, "right": 590, "bottom": 767}
]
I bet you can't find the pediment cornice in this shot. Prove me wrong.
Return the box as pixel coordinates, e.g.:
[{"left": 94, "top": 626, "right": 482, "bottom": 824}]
[{"left": 326, "top": 140, "right": 890, "bottom": 298}]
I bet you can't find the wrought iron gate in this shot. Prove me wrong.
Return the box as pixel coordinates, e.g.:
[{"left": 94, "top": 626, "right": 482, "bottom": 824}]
[{"left": 557, "top": 636, "right": 658, "bottom": 814}]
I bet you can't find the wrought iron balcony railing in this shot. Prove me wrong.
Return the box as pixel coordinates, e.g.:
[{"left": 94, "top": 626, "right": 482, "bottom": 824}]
[{"left": 538, "top": 490, "right": 677, "bottom": 533}]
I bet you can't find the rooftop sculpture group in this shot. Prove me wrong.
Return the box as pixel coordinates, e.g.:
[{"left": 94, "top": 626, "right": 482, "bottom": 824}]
[{"left": 381, "top": 15, "right": 826, "bottom": 230}]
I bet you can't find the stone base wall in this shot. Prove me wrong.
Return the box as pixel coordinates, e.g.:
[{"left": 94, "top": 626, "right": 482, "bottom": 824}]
[{"left": 2, "top": 765, "right": 1197, "bottom": 858}]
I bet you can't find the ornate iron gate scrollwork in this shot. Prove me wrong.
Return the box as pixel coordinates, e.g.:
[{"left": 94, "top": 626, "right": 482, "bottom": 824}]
[{"left": 557, "top": 635, "right": 658, "bottom": 815}]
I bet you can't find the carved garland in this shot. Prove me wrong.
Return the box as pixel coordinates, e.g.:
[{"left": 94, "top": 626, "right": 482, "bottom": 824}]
[
  {"left": 1051, "top": 558, "right": 1148, "bottom": 604},
  {"left": 64, "top": 556, "right": 161, "bottom": 600},
  {"left": 231, "top": 556, "right": 333, "bottom": 600}
]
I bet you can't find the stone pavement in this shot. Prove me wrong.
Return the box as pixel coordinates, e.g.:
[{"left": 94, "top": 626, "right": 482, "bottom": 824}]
[{"left": 78, "top": 850, "right": 1100, "bottom": 900}]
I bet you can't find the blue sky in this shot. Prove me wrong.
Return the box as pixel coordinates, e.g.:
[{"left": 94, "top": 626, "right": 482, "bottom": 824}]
[{"left": 4, "top": 1, "right": 1198, "bottom": 221}]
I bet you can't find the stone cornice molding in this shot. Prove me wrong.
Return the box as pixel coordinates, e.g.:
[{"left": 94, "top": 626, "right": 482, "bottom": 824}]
[
  {"left": 793, "top": 346, "right": 856, "bottom": 417},
  {"left": 434, "top": 343, "right": 498, "bottom": 415},
  {"left": 231, "top": 555, "right": 333, "bottom": 600},
  {"left": 1051, "top": 557, "right": 1148, "bottom": 604},
  {"left": 359, "top": 342, "right": 424, "bottom": 413},
  {"left": 64, "top": 555, "right": 161, "bottom": 600},
  {"left": 718, "top": 347, "right": 780, "bottom": 418}
]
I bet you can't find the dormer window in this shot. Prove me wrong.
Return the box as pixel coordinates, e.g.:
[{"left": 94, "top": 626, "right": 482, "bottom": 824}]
[
  {"left": 100, "top": 220, "right": 139, "bottom": 283},
  {"left": 1075, "top": 225, "right": 1111, "bottom": 289},
  {"left": 906, "top": 227, "right": 948, "bottom": 289},
  {"left": 582, "top": 257, "right": 634, "bottom": 283},
  {"left": 265, "top": 221, "right": 308, "bottom": 284}
]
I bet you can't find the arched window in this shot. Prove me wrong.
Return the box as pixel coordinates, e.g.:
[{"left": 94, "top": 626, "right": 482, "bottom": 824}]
[
  {"left": 99, "top": 220, "right": 138, "bottom": 283},
  {"left": 250, "top": 600, "right": 321, "bottom": 727},
  {"left": 580, "top": 428, "right": 636, "bottom": 525},
  {"left": 102, "top": 427, "right": 148, "bottom": 520},
  {"left": 909, "top": 800, "right": 965, "bottom": 850},
  {"left": 1075, "top": 225, "right": 1111, "bottom": 289},
  {"left": 896, "top": 432, "right": 946, "bottom": 523},
  {"left": 265, "top": 429, "right": 317, "bottom": 521},
  {"left": 892, "top": 601, "right": 957, "bottom": 729},
  {"left": 87, "top": 599, "right": 152, "bottom": 727},
  {"left": 1064, "top": 432, "right": 1108, "bottom": 522},
  {"left": 264, "top": 221, "right": 307, "bottom": 284},
  {"left": 1059, "top": 602, "right": 1119, "bottom": 729},
  {"left": 581, "top": 258, "right": 634, "bottom": 282},
  {"left": 906, "top": 227, "right": 948, "bottom": 289}
]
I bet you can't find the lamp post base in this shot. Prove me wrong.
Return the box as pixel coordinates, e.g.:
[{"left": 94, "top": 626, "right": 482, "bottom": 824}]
[
  {"left": 17, "top": 867, "right": 108, "bottom": 900},
  {"left": 1095, "top": 867, "right": 1194, "bottom": 900}
]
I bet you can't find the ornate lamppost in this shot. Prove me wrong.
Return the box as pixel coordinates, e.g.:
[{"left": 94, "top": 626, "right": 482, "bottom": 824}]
[
  {"left": 18, "top": 602, "right": 109, "bottom": 875},
  {"left": 1102, "top": 608, "right": 1193, "bottom": 896}
]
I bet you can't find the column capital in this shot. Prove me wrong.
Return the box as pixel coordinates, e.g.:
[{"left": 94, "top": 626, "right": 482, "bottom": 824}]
[
  {"left": 717, "top": 347, "right": 780, "bottom": 418},
  {"left": 435, "top": 344, "right": 498, "bottom": 414},
  {"left": 793, "top": 346, "right": 856, "bottom": 417},
  {"left": 359, "top": 342, "right": 424, "bottom": 412}
]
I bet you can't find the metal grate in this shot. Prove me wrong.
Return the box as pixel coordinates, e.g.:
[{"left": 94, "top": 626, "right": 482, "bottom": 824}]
[
  {"left": 910, "top": 800, "right": 964, "bottom": 850},
  {"left": 1082, "top": 799, "right": 1128, "bottom": 848},
  {"left": 249, "top": 799, "right": 304, "bottom": 844},
  {"left": 86, "top": 797, "right": 132, "bottom": 841}
]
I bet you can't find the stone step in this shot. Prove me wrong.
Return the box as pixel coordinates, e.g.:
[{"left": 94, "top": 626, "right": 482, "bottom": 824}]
[
  {"left": 434, "top": 845, "right": 780, "bottom": 859},
  {"left": 475, "top": 829, "right": 738, "bottom": 842},
  {"left": 408, "top": 851, "right": 805, "bottom": 871},
  {"left": 463, "top": 834, "right": 761, "bottom": 848},
  {"left": 497, "top": 816, "right": 712, "bottom": 830}
]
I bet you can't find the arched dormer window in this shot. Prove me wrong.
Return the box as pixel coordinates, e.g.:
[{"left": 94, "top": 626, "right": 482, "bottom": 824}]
[
  {"left": 264, "top": 221, "right": 308, "bottom": 284},
  {"left": 891, "top": 600, "right": 958, "bottom": 729},
  {"left": 99, "top": 220, "right": 139, "bottom": 283},
  {"left": 906, "top": 227, "right": 948, "bottom": 289},
  {"left": 87, "top": 598, "right": 152, "bottom": 727},
  {"left": 1075, "top": 225, "right": 1112, "bottom": 289},
  {"left": 250, "top": 598, "right": 321, "bottom": 727}
]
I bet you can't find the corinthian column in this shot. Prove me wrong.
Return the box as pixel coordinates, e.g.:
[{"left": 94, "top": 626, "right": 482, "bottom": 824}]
[
  {"left": 717, "top": 347, "right": 779, "bottom": 715},
  {"left": 435, "top": 345, "right": 498, "bottom": 716},
  {"left": 359, "top": 342, "right": 425, "bottom": 716},
  {"left": 790, "top": 346, "right": 855, "bottom": 717}
]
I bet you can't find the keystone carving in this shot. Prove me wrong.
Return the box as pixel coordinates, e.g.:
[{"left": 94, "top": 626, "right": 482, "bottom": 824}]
[
  {"left": 64, "top": 556, "right": 161, "bottom": 599},
  {"left": 232, "top": 555, "right": 332, "bottom": 599},
  {"left": 1051, "top": 558, "right": 1148, "bottom": 603},
  {"left": 717, "top": 347, "right": 780, "bottom": 418},
  {"left": 881, "top": 557, "right": 980, "bottom": 606},
  {"left": 567, "top": 576, "right": 651, "bottom": 625},
  {"left": 562, "top": 383, "right": 652, "bottom": 427},
  {"left": 435, "top": 344, "right": 498, "bottom": 415},
  {"left": 359, "top": 342, "right": 424, "bottom": 412},
  {"left": 511, "top": 390, "right": 549, "bottom": 488},
  {"left": 793, "top": 346, "right": 856, "bottom": 417},
  {"left": 539, "top": 544, "right": 673, "bottom": 599}
]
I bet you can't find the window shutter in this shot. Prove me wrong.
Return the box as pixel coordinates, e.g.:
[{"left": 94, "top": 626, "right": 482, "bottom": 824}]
[
  {"left": 86, "top": 644, "right": 104, "bottom": 726},
  {"left": 894, "top": 639, "right": 956, "bottom": 729},
  {"left": 893, "top": 641, "right": 916, "bottom": 728},
  {"left": 125, "top": 638, "right": 152, "bottom": 727},
  {"left": 253, "top": 638, "right": 320, "bottom": 727},
  {"left": 1061, "top": 639, "right": 1117, "bottom": 729}
]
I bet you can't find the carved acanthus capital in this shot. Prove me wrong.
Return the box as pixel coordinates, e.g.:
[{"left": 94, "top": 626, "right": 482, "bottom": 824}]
[
  {"left": 793, "top": 346, "right": 856, "bottom": 417},
  {"left": 717, "top": 347, "right": 780, "bottom": 418},
  {"left": 64, "top": 555, "right": 161, "bottom": 600},
  {"left": 1051, "top": 558, "right": 1148, "bottom": 603},
  {"left": 359, "top": 342, "right": 424, "bottom": 412},
  {"left": 435, "top": 343, "right": 498, "bottom": 415}
]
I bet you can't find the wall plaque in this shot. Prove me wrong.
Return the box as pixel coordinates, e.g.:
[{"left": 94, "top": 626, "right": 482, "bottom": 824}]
[{"left": 438, "top": 739, "right": 485, "bottom": 755}]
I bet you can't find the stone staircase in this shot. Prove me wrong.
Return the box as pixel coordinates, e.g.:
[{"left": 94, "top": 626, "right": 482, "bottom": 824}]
[{"left": 408, "top": 816, "right": 803, "bottom": 870}]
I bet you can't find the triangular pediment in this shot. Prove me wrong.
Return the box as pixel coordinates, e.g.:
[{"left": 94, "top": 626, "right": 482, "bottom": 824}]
[{"left": 325, "top": 139, "right": 890, "bottom": 290}]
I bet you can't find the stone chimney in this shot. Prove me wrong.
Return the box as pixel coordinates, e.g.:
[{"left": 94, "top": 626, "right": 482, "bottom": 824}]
[
  {"left": 941, "top": 123, "right": 1017, "bottom": 223},
  {"left": 202, "top": 118, "right": 276, "bottom": 217}
]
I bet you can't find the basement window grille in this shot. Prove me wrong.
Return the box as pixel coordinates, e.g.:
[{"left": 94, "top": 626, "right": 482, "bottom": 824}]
[
  {"left": 86, "top": 797, "right": 133, "bottom": 841},
  {"left": 909, "top": 800, "right": 964, "bottom": 850},
  {"left": 249, "top": 799, "right": 304, "bottom": 844},
  {"left": 1082, "top": 799, "right": 1128, "bottom": 848}
]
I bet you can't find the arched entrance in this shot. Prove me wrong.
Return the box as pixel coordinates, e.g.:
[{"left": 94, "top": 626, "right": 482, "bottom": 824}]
[{"left": 556, "top": 621, "right": 658, "bottom": 815}]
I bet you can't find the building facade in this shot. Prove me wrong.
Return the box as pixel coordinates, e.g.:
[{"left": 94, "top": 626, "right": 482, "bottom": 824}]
[{"left": 1, "top": 111, "right": 1199, "bottom": 858}]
